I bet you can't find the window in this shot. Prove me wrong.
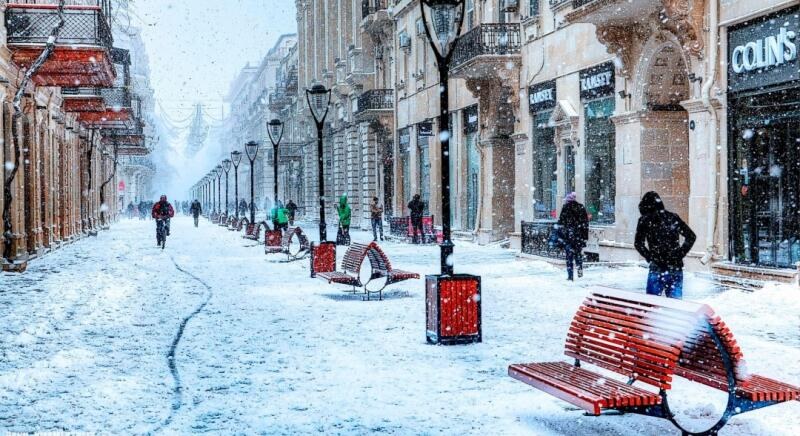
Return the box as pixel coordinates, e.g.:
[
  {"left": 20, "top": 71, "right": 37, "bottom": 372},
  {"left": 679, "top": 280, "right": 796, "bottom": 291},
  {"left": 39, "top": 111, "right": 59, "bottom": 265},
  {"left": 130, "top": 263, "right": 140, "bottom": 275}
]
[
  {"left": 529, "top": 0, "right": 540, "bottom": 17},
  {"left": 399, "top": 128, "right": 411, "bottom": 206},
  {"left": 465, "top": 0, "right": 475, "bottom": 29},
  {"left": 584, "top": 97, "right": 616, "bottom": 223},
  {"left": 532, "top": 111, "right": 556, "bottom": 220},
  {"left": 417, "top": 129, "right": 431, "bottom": 215}
]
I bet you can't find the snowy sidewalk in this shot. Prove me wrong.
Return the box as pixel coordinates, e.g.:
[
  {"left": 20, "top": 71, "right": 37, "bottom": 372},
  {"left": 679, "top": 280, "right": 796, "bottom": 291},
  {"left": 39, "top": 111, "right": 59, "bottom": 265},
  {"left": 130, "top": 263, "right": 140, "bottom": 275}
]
[{"left": 1, "top": 217, "right": 798, "bottom": 434}]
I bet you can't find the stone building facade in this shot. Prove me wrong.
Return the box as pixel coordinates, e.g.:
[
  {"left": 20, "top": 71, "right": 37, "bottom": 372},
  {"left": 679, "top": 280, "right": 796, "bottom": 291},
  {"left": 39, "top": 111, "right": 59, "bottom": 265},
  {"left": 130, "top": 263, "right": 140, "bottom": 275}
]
[{"left": 0, "top": 1, "right": 152, "bottom": 271}]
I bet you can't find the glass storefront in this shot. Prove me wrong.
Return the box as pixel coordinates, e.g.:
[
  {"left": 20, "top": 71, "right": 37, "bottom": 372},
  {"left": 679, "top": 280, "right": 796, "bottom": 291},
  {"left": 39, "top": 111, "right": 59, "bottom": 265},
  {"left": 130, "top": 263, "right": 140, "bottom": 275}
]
[
  {"left": 417, "top": 126, "right": 431, "bottom": 215},
  {"left": 399, "top": 128, "right": 411, "bottom": 207},
  {"left": 727, "top": 6, "right": 799, "bottom": 268},
  {"left": 464, "top": 106, "right": 480, "bottom": 231},
  {"left": 584, "top": 97, "right": 616, "bottom": 223},
  {"left": 532, "top": 111, "right": 556, "bottom": 220}
]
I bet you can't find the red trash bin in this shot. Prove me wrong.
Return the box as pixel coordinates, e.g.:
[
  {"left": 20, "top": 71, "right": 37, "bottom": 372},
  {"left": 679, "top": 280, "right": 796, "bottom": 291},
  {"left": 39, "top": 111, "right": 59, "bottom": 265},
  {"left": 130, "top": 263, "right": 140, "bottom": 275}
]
[{"left": 426, "top": 274, "right": 482, "bottom": 345}]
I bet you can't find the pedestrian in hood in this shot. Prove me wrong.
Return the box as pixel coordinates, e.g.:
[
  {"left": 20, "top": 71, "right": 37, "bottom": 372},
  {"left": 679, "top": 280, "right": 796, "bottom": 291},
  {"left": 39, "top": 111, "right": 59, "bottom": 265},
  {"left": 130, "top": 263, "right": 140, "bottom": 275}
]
[
  {"left": 634, "top": 191, "right": 696, "bottom": 299},
  {"left": 557, "top": 192, "right": 589, "bottom": 281},
  {"left": 286, "top": 200, "right": 298, "bottom": 226},
  {"left": 408, "top": 194, "right": 425, "bottom": 244},
  {"left": 190, "top": 199, "right": 202, "bottom": 227},
  {"left": 271, "top": 200, "right": 289, "bottom": 232},
  {"left": 335, "top": 194, "right": 351, "bottom": 245}
]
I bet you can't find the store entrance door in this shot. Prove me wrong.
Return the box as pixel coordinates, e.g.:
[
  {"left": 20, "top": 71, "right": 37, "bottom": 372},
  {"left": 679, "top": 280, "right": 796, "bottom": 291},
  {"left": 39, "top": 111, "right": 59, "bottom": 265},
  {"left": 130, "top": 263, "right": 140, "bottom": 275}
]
[{"left": 732, "top": 111, "right": 800, "bottom": 268}]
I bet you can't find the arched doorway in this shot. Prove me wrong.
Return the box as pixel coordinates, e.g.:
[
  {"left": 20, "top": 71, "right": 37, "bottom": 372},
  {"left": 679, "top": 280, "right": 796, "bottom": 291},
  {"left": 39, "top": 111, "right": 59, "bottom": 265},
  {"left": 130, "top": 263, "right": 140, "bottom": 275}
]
[{"left": 638, "top": 43, "right": 691, "bottom": 220}]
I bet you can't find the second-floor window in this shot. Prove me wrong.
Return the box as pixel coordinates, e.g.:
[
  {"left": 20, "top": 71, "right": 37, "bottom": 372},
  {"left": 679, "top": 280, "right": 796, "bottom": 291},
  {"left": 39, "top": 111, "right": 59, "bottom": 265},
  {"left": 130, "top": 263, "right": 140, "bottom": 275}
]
[
  {"left": 530, "top": 0, "right": 540, "bottom": 17},
  {"left": 465, "top": 0, "right": 475, "bottom": 29}
]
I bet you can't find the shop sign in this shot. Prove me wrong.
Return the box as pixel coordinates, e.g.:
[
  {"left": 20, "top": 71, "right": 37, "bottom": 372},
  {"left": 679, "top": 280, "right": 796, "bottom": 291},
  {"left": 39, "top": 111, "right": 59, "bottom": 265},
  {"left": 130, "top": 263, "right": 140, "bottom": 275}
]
[
  {"left": 418, "top": 121, "right": 434, "bottom": 137},
  {"left": 579, "top": 62, "right": 615, "bottom": 100},
  {"left": 528, "top": 80, "right": 557, "bottom": 112},
  {"left": 118, "top": 181, "right": 126, "bottom": 192},
  {"left": 464, "top": 105, "right": 479, "bottom": 134},
  {"left": 728, "top": 6, "right": 799, "bottom": 93}
]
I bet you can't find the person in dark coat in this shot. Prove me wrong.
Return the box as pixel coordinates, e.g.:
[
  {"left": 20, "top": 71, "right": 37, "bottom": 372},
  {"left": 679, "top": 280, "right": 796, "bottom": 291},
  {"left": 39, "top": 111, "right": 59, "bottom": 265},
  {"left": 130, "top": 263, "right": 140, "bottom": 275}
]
[
  {"left": 286, "top": 200, "right": 298, "bottom": 226},
  {"left": 408, "top": 194, "right": 425, "bottom": 244},
  {"left": 126, "top": 202, "right": 135, "bottom": 219},
  {"left": 190, "top": 199, "right": 202, "bottom": 227},
  {"left": 634, "top": 191, "right": 696, "bottom": 299},
  {"left": 557, "top": 192, "right": 589, "bottom": 281}
]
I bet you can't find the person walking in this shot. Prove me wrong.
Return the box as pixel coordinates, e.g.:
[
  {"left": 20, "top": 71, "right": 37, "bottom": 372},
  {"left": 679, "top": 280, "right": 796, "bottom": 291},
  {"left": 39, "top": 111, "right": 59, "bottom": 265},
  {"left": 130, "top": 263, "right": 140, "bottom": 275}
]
[
  {"left": 271, "top": 200, "right": 289, "bottom": 232},
  {"left": 190, "top": 199, "right": 202, "bottom": 227},
  {"left": 557, "top": 192, "right": 589, "bottom": 281},
  {"left": 408, "top": 194, "right": 425, "bottom": 244},
  {"left": 634, "top": 191, "right": 696, "bottom": 300},
  {"left": 239, "top": 199, "right": 248, "bottom": 217},
  {"left": 126, "top": 202, "right": 135, "bottom": 219},
  {"left": 335, "top": 194, "right": 352, "bottom": 246},
  {"left": 370, "top": 197, "right": 384, "bottom": 242},
  {"left": 286, "top": 200, "right": 298, "bottom": 226}
]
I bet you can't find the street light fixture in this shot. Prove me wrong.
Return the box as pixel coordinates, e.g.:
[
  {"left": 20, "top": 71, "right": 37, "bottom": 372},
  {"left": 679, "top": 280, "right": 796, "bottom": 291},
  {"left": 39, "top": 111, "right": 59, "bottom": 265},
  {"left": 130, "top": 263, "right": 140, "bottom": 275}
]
[
  {"left": 305, "top": 83, "right": 332, "bottom": 242},
  {"left": 231, "top": 150, "right": 243, "bottom": 220},
  {"left": 244, "top": 141, "right": 260, "bottom": 224},
  {"left": 222, "top": 159, "right": 232, "bottom": 217},
  {"left": 420, "top": 0, "right": 481, "bottom": 346},
  {"left": 267, "top": 118, "right": 284, "bottom": 217},
  {"left": 215, "top": 165, "right": 223, "bottom": 218}
]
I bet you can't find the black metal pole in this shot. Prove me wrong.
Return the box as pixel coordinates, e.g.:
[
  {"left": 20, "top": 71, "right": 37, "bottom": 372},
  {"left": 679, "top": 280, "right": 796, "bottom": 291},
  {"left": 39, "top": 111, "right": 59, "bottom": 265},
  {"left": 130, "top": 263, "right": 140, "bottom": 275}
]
[
  {"left": 225, "top": 171, "right": 229, "bottom": 215},
  {"left": 217, "top": 174, "right": 221, "bottom": 214},
  {"left": 234, "top": 165, "right": 240, "bottom": 220},
  {"left": 273, "top": 143, "right": 279, "bottom": 211},
  {"left": 316, "top": 120, "right": 327, "bottom": 242},
  {"left": 249, "top": 158, "right": 256, "bottom": 223},
  {"left": 439, "top": 65, "right": 454, "bottom": 276}
]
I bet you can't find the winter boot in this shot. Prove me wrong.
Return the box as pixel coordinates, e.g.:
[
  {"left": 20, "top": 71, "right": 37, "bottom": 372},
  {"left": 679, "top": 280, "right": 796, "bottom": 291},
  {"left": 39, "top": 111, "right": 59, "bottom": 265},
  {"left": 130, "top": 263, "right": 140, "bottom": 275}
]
[{"left": 577, "top": 266, "right": 583, "bottom": 278}]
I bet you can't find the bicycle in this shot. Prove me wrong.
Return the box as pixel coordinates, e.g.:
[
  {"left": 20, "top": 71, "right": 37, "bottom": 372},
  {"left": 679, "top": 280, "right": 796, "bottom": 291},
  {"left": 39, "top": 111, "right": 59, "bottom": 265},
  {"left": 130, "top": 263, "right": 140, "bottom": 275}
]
[{"left": 156, "top": 218, "right": 168, "bottom": 249}]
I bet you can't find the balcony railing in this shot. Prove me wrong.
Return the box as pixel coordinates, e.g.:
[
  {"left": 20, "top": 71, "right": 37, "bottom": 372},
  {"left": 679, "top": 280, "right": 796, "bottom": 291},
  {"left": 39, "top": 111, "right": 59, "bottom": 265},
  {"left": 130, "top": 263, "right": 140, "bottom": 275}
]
[
  {"left": 100, "top": 87, "right": 131, "bottom": 109},
  {"left": 62, "top": 87, "right": 102, "bottom": 97},
  {"left": 571, "top": 0, "right": 597, "bottom": 7},
  {"left": 361, "top": 0, "right": 387, "bottom": 19},
  {"left": 102, "top": 119, "right": 144, "bottom": 138},
  {"left": 450, "top": 23, "right": 522, "bottom": 70},
  {"left": 269, "top": 91, "right": 292, "bottom": 111},
  {"left": 355, "top": 89, "right": 393, "bottom": 116},
  {"left": 5, "top": 2, "right": 113, "bottom": 48}
]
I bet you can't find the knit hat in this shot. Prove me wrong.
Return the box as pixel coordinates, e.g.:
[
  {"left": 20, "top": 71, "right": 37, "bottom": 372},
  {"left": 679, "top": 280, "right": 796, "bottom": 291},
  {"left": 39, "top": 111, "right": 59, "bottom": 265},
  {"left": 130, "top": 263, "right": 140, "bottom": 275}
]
[{"left": 565, "top": 192, "right": 577, "bottom": 203}]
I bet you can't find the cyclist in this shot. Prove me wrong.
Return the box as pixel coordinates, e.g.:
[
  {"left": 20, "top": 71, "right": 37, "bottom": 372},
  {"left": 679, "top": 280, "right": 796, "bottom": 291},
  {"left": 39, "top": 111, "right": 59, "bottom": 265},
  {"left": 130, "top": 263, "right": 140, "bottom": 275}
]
[{"left": 151, "top": 195, "right": 175, "bottom": 247}]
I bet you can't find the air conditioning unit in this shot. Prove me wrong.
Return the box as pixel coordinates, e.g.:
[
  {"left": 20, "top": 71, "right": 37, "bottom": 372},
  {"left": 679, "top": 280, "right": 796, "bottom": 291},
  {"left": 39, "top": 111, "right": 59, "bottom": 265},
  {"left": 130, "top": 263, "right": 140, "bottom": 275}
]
[
  {"left": 398, "top": 32, "right": 411, "bottom": 48},
  {"left": 503, "top": 0, "right": 519, "bottom": 12}
]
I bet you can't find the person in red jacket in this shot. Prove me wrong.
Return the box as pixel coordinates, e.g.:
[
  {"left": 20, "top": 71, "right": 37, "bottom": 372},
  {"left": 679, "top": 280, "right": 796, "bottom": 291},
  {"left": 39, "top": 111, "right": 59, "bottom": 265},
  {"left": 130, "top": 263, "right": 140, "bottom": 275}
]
[{"left": 151, "top": 195, "right": 175, "bottom": 237}]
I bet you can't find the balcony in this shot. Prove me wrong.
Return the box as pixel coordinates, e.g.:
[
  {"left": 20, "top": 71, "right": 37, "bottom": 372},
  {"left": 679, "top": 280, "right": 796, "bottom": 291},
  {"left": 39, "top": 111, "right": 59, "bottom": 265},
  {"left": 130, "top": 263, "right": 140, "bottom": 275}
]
[
  {"left": 77, "top": 87, "right": 133, "bottom": 129},
  {"left": 565, "top": 0, "right": 662, "bottom": 26},
  {"left": 62, "top": 87, "right": 104, "bottom": 112},
  {"left": 5, "top": 0, "right": 115, "bottom": 87},
  {"left": 268, "top": 91, "right": 292, "bottom": 113},
  {"left": 361, "top": 0, "right": 391, "bottom": 36},
  {"left": 346, "top": 46, "right": 373, "bottom": 89},
  {"left": 450, "top": 23, "right": 522, "bottom": 80},
  {"left": 103, "top": 120, "right": 147, "bottom": 155},
  {"left": 354, "top": 89, "right": 393, "bottom": 121},
  {"left": 124, "top": 156, "right": 156, "bottom": 171}
]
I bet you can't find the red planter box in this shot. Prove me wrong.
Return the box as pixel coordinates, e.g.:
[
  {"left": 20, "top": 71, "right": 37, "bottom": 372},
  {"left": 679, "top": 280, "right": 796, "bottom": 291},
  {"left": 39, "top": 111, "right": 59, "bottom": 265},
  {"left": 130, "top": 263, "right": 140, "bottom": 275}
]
[
  {"left": 310, "top": 241, "right": 336, "bottom": 278},
  {"left": 426, "top": 274, "right": 482, "bottom": 345}
]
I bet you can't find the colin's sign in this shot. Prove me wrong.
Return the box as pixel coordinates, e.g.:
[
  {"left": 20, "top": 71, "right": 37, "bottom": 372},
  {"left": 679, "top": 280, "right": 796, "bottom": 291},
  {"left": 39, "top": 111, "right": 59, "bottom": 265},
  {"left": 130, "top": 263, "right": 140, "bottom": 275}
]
[{"left": 728, "top": 6, "right": 799, "bottom": 93}]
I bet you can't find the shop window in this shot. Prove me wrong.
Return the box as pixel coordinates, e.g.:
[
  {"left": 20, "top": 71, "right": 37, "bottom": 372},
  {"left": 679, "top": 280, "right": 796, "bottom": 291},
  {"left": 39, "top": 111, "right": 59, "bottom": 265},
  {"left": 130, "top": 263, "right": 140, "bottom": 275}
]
[
  {"left": 532, "top": 110, "right": 556, "bottom": 220},
  {"left": 584, "top": 97, "right": 616, "bottom": 224},
  {"left": 464, "top": 106, "right": 480, "bottom": 231},
  {"left": 418, "top": 129, "right": 431, "bottom": 215},
  {"left": 399, "top": 128, "right": 411, "bottom": 209}
]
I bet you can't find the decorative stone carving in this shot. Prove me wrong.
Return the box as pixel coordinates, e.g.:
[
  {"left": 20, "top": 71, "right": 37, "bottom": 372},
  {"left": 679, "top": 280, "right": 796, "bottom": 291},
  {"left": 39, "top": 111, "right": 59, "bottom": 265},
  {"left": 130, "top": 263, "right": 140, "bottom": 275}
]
[
  {"left": 660, "top": 0, "right": 705, "bottom": 58},
  {"left": 465, "top": 77, "right": 517, "bottom": 139},
  {"left": 595, "top": 23, "right": 650, "bottom": 77}
]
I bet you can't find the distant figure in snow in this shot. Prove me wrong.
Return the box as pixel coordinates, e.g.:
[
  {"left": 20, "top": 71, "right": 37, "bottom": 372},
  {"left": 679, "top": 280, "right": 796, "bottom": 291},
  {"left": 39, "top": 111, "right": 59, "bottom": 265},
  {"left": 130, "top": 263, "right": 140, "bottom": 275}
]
[
  {"left": 126, "top": 202, "right": 135, "bottom": 219},
  {"left": 408, "top": 194, "right": 425, "bottom": 244},
  {"left": 239, "top": 199, "right": 248, "bottom": 217},
  {"left": 271, "top": 200, "right": 289, "bottom": 232},
  {"left": 557, "top": 192, "right": 589, "bottom": 281},
  {"left": 190, "top": 199, "right": 202, "bottom": 227},
  {"left": 138, "top": 200, "right": 148, "bottom": 220},
  {"left": 286, "top": 200, "right": 298, "bottom": 226},
  {"left": 370, "top": 197, "right": 384, "bottom": 242},
  {"left": 335, "top": 194, "right": 351, "bottom": 246},
  {"left": 634, "top": 191, "right": 696, "bottom": 300}
]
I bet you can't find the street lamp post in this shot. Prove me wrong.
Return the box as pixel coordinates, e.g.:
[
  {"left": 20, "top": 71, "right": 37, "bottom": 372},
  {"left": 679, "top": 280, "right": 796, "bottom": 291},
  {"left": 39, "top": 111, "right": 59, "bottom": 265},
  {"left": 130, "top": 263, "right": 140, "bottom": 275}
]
[
  {"left": 245, "top": 141, "right": 260, "bottom": 224},
  {"left": 222, "top": 159, "right": 232, "bottom": 217},
  {"left": 267, "top": 119, "right": 284, "bottom": 215},
  {"left": 231, "top": 150, "right": 242, "bottom": 220},
  {"left": 420, "top": 0, "right": 481, "bottom": 345},
  {"left": 306, "top": 84, "right": 332, "bottom": 242},
  {"left": 215, "top": 165, "right": 223, "bottom": 218}
]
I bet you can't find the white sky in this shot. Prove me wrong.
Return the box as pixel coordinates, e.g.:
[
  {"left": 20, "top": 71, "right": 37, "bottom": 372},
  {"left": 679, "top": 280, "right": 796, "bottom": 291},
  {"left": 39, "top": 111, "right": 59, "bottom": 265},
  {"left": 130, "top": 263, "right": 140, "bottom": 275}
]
[{"left": 134, "top": 0, "right": 297, "bottom": 119}]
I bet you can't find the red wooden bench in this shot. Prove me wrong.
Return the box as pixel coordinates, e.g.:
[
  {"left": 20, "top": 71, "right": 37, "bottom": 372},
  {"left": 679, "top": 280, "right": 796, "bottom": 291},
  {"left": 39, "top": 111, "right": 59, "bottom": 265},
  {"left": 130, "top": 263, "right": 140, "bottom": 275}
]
[
  {"left": 241, "top": 220, "right": 268, "bottom": 242},
  {"left": 264, "top": 226, "right": 310, "bottom": 261},
  {"left": 509, "top": 288, "right": 800, "bottom": 435},
  {"left": 316, "top": 242, "right": 419, "bottom": 300}
]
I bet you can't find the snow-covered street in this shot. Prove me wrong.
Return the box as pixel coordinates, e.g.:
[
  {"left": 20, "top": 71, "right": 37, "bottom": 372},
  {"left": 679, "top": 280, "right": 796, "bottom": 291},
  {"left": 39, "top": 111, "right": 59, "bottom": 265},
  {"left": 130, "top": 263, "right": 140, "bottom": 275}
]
[{"left": 1, "top": 217, "right": 799, "bottom": 435}]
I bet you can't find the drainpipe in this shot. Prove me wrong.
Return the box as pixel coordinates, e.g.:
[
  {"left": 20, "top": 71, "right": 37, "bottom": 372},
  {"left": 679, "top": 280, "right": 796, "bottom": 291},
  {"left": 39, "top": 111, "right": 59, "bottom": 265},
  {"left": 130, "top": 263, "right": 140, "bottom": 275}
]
[{"left": 700, "top": 0, "right": 719, "bottom": 265}]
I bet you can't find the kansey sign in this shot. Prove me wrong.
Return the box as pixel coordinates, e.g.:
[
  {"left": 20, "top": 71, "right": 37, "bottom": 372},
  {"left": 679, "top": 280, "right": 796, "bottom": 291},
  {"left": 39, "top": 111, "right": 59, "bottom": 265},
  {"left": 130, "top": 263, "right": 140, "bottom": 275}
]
[
  {"left": 728, "top": 6, "right": 799, "bottom": 93},
  {"left": 579, "top": 61, "right": 615, "bottom": 100},
  {"left": 529, "top": 80, "right": 557, "bottom": 112}
]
